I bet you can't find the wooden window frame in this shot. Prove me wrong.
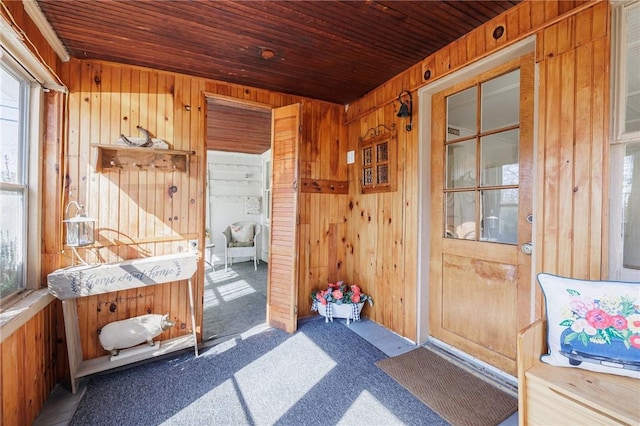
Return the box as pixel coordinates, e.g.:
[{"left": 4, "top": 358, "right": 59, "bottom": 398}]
[{"left": 358, "top": 124, "right": 397, "bottom": 194}]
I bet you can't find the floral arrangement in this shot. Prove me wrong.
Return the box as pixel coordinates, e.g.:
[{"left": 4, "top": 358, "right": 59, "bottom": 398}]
[
  {"left": 560, "top": 289, "right": 640, "bottom": 350},
  {"left": 311, "top": 281, "right": 374, "bottom": 306}
]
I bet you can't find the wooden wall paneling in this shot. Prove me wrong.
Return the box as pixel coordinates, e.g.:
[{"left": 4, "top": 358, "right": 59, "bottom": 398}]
[
  {"left": 573, "top": 42, "right": 595, "bottom": 277},
  {"left": 298, "top": 221, "right": 311, "bottom": 316},
  {"left": 543, "top": 1, "right": 560, "bottom": 24},
  {"left": 539, "top": 54, "right": 560, "bottom": 276},
  {"left": 104, "top": 65, "right": 121, "bottom": 258},
  {"left": 576, "top": 5, "right": 596, "bottom": 45},
  {"left": 558, "top": 15, "right": 576, "bottom": 56},
  {"left": 1, "top": 303, "right": 59, "bottom": 426},
  {"left": 329, "top": 193, "right": 345, "bottom": 278},
  {"left": 86, "top": 64, "right": 101, "bottom": 265},
  {"left": 177, "top": 280, "right": 189, "bottom": 336},
  {"left": 307, "top": 194, "right": 319, "bottom": 271},
  {"left": 2, "top": 326, "right": 23, "bottom": 425},
  {"left": 505, "top": 3, "right": 522, "bottom": 42},
  {"left": 25, "top": 317, "right": 38, "bottom": 421},
  {"left": 94, "top": 294, "right": 110, "bottom": 357},
  {"left": 557, "top": 50, "right": 577, "bottom": 278},
  {"left": 128, "top": 68, "right": 141, "bottom": 242},
  {"left": 534, "top": 3, "right": 609, "bottom": 280},
  {"left": 589, "top": 36, "right": 608, "bottom": 279},
  {"left": 84, "top": 292, "right": 99, "bottom": 359},
  {"left": 42, "top": 90, "right": 64, "bottom": 275},
  {"left": 167, "top": 281, "right": 180, "bottom": 339}
]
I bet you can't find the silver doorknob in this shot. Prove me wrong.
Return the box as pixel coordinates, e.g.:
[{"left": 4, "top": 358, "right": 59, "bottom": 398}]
[{"left": 521, "top": 242, "right": 533, "bottom": 255}]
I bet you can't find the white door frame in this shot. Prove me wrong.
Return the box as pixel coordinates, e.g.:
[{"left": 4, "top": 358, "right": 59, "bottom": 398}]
[{"left": 416, "top": 36, "right": 538, "bottom": 345}]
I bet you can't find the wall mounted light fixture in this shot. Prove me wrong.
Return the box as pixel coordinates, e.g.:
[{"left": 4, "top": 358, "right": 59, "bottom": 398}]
[
  {"left": 63, "top": 201, "right": 96, "bottom": 247},
  {"left": 396, "top": 90, "right": 413, "bottom": 131}
]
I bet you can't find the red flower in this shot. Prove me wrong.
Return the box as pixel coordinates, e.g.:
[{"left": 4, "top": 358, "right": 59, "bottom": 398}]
[
  {"left": 610, "top": 315, "right": 628, "bottom": 330},
  {"left": 630, "top": 334, "right": 640, "bottom": 349},
  {"left": 332, "top": 290, "right": 343, "bottom": 300},
  {"left": 585, "top": 309, "right": 612, "bottom": 329},
  {"left": 351, "top": 293, "right": 361, "bottom": 303},
  {"left": 319, "top": 297, "right": 327, "bottom": 305},
  {"left": 351, "top": 285, "right": 361, "bottom": 295},
  {"left": 328, "top": 282, "right": 338, "bottom": 289}
]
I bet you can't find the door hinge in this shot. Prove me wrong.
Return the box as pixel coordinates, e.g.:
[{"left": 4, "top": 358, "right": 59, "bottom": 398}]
[
  {"left": 294, "top": 305, "right": 298, "bottom": 315},
  {"left": 296, "top": 214, "right": 300, "bottom": 225}
]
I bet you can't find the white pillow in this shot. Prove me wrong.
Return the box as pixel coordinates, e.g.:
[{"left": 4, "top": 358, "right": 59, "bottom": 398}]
[
  {"left": 230, "top": 224, "right": 254, "bottom": 243},
  {"left": 537, "top": 273, "right": 640, "bottom": 379}
]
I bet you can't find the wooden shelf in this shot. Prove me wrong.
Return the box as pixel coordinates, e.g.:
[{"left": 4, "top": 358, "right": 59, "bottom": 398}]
[{"left": 92, "top": 144, "right": 195, "bottom": 173}]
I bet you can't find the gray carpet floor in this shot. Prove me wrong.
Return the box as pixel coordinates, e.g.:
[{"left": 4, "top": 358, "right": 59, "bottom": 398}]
[
  {"left": 70, "top": 318, "right": 448, "bottom": 426},
  {"left": 202, "top": 261, "right": 268, "bottom": 343}
]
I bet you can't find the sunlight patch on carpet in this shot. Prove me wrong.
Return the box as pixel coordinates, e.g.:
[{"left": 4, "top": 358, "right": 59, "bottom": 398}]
[
  {"left": 159, "top": 379, "right": 250, "bottom": 425},
  {"left": 338, "top": 390, "right": 404, "bottom": 425},
  {"left": 202, "top": 287, "right": 220, "bottom": 307},
  {"left": 235, "top": 332, "right": 336, "bottom": 424},
  {"left": 218, "top": 279, "right": 256, "bottom": 301}
]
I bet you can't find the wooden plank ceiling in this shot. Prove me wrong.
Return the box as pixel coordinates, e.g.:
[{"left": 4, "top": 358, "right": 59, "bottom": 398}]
[
  {"left": 206, "top": 97, "right": 272, "bottom": 154},
  {"left": 36, "top": 0, "right": 520, "bottom": 105}
]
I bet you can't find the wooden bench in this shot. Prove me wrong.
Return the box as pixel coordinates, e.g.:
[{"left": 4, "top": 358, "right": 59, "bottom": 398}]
[{"left": 517, "top": 319, "right": 640, "bottom": 425}]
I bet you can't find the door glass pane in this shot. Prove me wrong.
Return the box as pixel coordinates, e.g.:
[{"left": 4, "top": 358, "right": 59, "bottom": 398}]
[
  {"left": 481, "top": 130, "right": 519, "bottom": 186},
  {"left": 623, "top": 144, "right": 640, "bottom": 269},
  {"left": 481, "top": 69, "right": 520, "bottom": 132},
  {"left": 446, "top": 86, "right": 477, "bottom": 141},
  {"left": 446, "top": 140, "right": 476, "bottom": 188},
  {"left": 625, "top": 6, "right": 640, "bottom": 133},
  {"left": 445, "top": 191, "right": 476, "bottom": 240},
  {"left": 481, "top": 189, "right": 518, "bottom": 244}
]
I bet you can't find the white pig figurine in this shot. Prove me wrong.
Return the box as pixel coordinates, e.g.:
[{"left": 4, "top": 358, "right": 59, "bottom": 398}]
[{"left": 98, "top": 313, "right": 175, "bottom": 356}]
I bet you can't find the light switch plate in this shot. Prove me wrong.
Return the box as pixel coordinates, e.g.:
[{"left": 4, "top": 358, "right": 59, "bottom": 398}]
[{"left": 347, "top": 150, "right": 355, "bottom": 164}]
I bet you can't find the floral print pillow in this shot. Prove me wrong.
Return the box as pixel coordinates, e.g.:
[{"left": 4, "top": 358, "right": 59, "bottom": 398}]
[
  {"left": 537, "top": 273, "right": 640, "bottom": 379},
  {"left": 230, "top": 223, "right": 254, "bottom": 243}
]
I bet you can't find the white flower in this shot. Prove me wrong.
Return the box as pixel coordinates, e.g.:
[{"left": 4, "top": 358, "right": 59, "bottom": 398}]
[
  {"left": 628, "top": 314, "right": 640, "bottom": 333},
  {"left": 570, "top": 318, "right": 597, "bottom": 335}
]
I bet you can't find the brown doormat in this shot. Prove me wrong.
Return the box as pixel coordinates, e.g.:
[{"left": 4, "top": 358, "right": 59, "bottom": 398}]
[{"left": 376, "top": 347, "right": 517, "bottom": 426}]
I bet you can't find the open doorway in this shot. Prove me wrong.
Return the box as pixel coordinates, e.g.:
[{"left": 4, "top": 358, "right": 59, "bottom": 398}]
[{"left": 202, "top": 95, "right": 272, "bottom": 343}]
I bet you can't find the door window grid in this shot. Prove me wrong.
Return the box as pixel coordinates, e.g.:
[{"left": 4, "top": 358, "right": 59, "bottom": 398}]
[{"left": 444, "top": 69, "right": 521, "bottom": 244}]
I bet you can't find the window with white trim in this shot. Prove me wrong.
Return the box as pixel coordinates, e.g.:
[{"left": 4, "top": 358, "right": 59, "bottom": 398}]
[
  {"left": 0, "top": 60, "right": 30, "bottom": 298},
  {"left": 610, "top": 1, "right": 640, "bottom": 281}
]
